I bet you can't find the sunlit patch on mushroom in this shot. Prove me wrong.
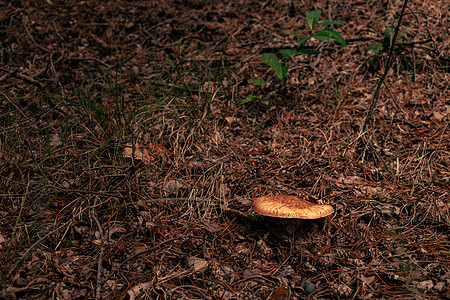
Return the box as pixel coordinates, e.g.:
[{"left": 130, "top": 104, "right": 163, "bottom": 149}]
[{"left": 252, "top": 195, "right": 334, "bottom": 219}]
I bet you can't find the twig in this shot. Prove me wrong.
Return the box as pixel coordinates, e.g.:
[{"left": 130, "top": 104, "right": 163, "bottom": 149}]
[
  {"left": 54, "top": 189, "right": 128, "bottom": 199},
  {"left": 120, "top": 93, "right": 136, "bottom": 166},
  {"left": 0, "top": 90, "right": 29, "bottom": 119},
  {"left": 91, "top": 198, "right": 105, "bottom": 300},
  {"left": 15, "top": 72, "right": 44, "bottom": 89},
  {"left": 360, "top": 0, "right": 410, "bottom": 166},
  {"left": 101, "top": 236, "right": 185, "bottom": 286},
  {"left": 362, "top": 0, "right": 410, "bottom": 134},
  {"left": 67, "top": 56, "right": 112, "bottom": 68},
  {"left": 221, "top": 206, "right": 259, "bottom": 222},
  {"left": 22, "top": 15, "right": 50, "bottom": 53},
  {"left": 259, "top": 38, "right": 430, "bottom": 53},
  {"left": 49, "top": 54, "right": 66, "bottom": 96},
  {"left": 8, "top": 205, "right": 91, "bottom": 278}
]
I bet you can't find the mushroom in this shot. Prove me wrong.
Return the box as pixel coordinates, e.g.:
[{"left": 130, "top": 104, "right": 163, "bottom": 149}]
[{"left": 252, "top": 195, "right": 334, "bottom": 219}]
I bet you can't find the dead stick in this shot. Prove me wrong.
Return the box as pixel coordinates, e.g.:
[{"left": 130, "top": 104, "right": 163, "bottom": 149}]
[
  {"left": 8, "top": 206, "right": 91, "bottom": 278},
  {"left": 362, "top": 0, "right": 410, "bottom": 134},
  {"left": 101, "top": 236, "right": 185, "bottom": 286},
  {"left": 91, "top": 198, "right": 105, "bottom": 300}
]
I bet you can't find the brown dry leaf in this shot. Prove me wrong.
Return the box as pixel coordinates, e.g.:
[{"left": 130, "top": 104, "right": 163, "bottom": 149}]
[
  {"left": 187, "top": 256, "right": 209, "bottom": 273},
  {"left": 164, "top": 179, "right": 184, "bottom": 196},
  {"left": 334, "top": 175, "right": 368, "bottom": 187},
  {"left": 271, "top": 141, "right": 283, "bottom": 149},
  {"left": 108, "top": 224, "right": 127, "bottom": 240},
  {"left": 225, "top": 116, "right": 240, "bottom": 124},
  {"left": 127, "top": 282, "right": 152, "bottom": 300},
  {"left": 243, "top": 269, "right": 253, "bottom": 278},
  {"left": 431, "top": 111, "right": 445, "bottom": 122},
  {"left": 359, "top": 275, "right": 376, "bottom": 286},
  {"left": 213, "top": 262, "right": 236, "bottom": 281},
  {"left": 148, "top": 142, "right": 170, "bottom": 157},
  {"left": 417, "top": 280, "right": 434, "bottom": 291},
  {"left": 268, "top": 285, "right": 288, "bottom": 300},
  {"left": 115, "top": 240, "right": 128, "bottom": 252},
  {"left": 203, "top": 221, "right": 222, "bottom": 233},
  {"left": 123, "top": 142, "right": 153, "bottom": 164},
  {"left": 55, "top": 282, "right": 88, "bottom": 299},
  {"left": 377, "top": 204, "right": 401, "bottom": 216},
  {"left": 49, "top": 133, "right": 62, "bottom": 147},
  {"left": 0, "top": 233, "right": 5, "bottom": 249}
]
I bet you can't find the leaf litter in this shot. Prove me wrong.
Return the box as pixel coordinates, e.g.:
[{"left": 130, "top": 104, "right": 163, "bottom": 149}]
[{"left": 0, "top": 0, "right": 449, "bottom": 299}]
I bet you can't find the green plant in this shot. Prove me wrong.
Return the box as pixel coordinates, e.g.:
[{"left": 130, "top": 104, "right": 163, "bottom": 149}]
[
  {"left": 366, "top": 22, "right": 409, "bottom": 56},
  {"left": 239, "top": 9, "right": 346, "bottom": 105},
  {"left": 263, "top": 9, "right": 345, "bottom": 82}
]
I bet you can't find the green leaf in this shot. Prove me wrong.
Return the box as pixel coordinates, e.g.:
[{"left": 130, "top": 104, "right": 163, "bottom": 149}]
[
  {"left": 399, "top": 32, "right": 409, "bottom": 41},
  {"left": 385, "top": 25, "right": 395, "bottom": 38},
  {"left": 306, "top": 10, "right": 321, "bottom": 31},
  {"left": 251, "top": 78, "right": 266, "bottom": 86},
  {"left": 292, "top": 34, "right": 309, "bottom": 46},
  {"left": 366, "top": 44, "right": 383, "bottom": 55},
  {"left": 296, "top": 49, "right": 320, "bottom": 55},
  {"left": 273, "top": 63, "right": 289, "bottom": 81},
  {"left": 313, "top": 29, "right": 346, "bottom": 47},
  {"left": 292, "top": 34, "right": 308, "bottom": 47},
  {"left": 236, "top": 94, "right": 258, "bottom": 104},
  {"left": 261, "top": 53, "right": 279, "bottom": 65},
  {"left": 320, "top": 20, "right": 344, "bottom": 27},
  {"left": 279, "top": 49, "right": 297, "bottom": 59},
  {"left": 261, "top": 53, "right": 288, "bottom": 81}
]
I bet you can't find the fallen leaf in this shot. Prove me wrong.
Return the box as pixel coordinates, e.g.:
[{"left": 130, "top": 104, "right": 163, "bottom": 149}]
[
  {"left": 108, "top": 224, "right": 127, "bottom": 239},
  {"left": 431, "top": 111, "right": 445, "bottom": 122},
  {"left": 243, "top": 269, "right": 253, "bottom": 278},
  {"left": 359, "top": 275, "right": 376, "bottom": 286},
  {"left": 123, "top": 143, "right": 153, "bottom": 164},
  {"left": 148, "top": 142, "right": 170, "bottom": 156},
  {"left": 50, "top": 133, "right": 62, "bottom": 147},
  {"left": 225, "top": 117, "right": 240, "bottom": 124},
  {"left": 164, "top": 179, "right": 184, "bottom": 196},
  {"left": 127, "top": 282, "right": 152, "bottom": 300},
  {"left": 417, "top": 280, "right": 433, "bottom": 291},
  {"left": 269, "top": 285, "right": 288, "bottom": 300},
  {"left": 187, "top": 256, "right": 208, "bottom": 272}
]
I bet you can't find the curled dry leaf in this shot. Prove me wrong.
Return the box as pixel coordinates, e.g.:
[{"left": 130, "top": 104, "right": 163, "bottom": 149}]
[
  {"left": 359, "top": 275, "right": 376, "bottom": 286},
  {"left": 164, "top": 179, "right": 184, "bottom": 196},
  {"left": 268, "top": 285, "right": 288, "bottom": 300},
  {"left": 123, "top": 142, "right": 153, "bottom": 164},
  {"left": 187, "top": 256, "right": 208, "bottom": 273},
  {"left": 123, "top": 142, "right": 170, "bottom": 165},
  {"left": 127, "top": 282, "right": 152, "bottom": 300}
]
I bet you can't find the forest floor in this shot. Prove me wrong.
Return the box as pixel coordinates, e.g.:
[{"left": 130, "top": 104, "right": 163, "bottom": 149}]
[{"left": 1, "top": 0, "right": 449, "bottom": 299}]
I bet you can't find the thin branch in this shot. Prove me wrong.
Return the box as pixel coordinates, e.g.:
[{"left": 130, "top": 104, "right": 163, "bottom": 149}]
[
  {"left": 362, "top": 0, "right": 410, "bottom": 134},
  {"left": 8, "top": 205, "right": 92, "bottom": 278},
  {"left": 101, "top": 236, "right": 185, "bottom": 286},
  {"left": 22, "top": 15, "right": 50, "bottom": 53},
  {"left": 91, "top": 198, "right": 105, "bottom": 300}
]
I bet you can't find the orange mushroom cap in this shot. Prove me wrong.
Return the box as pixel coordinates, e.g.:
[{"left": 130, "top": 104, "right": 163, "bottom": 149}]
[{"left": 252, "top": 195, "right": 334, "bottom": 219}]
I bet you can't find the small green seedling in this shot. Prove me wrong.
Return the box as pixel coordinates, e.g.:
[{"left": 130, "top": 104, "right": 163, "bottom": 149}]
[
  {"left": 239, "top": 9, "right": 346, "bottom": 105},
  {"left": 261, "top": 9, "right": 346, "bottom": 83},
  {"left": 366, "top": 22, "right": 409, "bottom": 56},
  {"left": 236, "top": 94, "right": 259, "bottom": 105}
]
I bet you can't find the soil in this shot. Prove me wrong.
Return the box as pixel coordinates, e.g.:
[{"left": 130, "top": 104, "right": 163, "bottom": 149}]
[{"left": 1, "top": 0, "right": 449, "bottom": 299}]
